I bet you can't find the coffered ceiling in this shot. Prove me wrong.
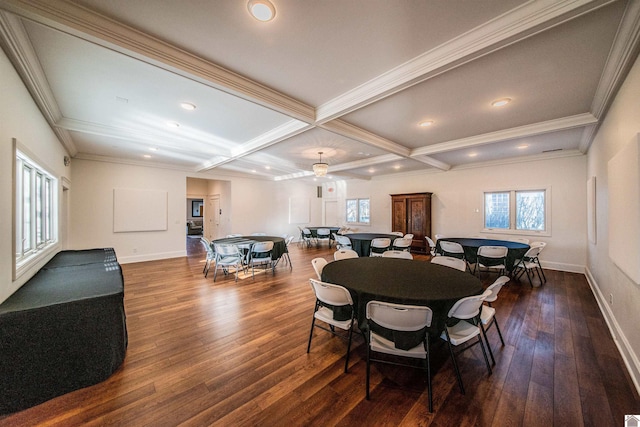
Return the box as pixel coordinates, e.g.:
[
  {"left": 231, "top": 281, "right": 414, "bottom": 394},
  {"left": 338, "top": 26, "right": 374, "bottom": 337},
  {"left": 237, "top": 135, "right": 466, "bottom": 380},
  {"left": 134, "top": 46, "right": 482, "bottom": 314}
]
[{"left": 1, "top": 0, "right": 639, "bottom": 181}]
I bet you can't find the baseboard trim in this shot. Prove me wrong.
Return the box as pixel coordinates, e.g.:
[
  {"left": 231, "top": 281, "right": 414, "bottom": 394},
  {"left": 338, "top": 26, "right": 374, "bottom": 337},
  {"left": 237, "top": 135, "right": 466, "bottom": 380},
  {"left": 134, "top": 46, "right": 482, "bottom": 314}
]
[
  {"left": 585, "top": 267, "right": 640, "bottom": 396},
  {"left": 119, "top": 250, "right": 186, "bottom": 264},
  {"left": 539, "top": 260, "right": 584, "bottom": 274}
]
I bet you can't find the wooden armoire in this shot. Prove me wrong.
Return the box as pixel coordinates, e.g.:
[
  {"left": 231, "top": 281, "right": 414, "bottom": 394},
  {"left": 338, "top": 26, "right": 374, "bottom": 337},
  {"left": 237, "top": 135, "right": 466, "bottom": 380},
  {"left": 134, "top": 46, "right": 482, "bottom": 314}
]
[{"left": 390, "top": 192, "right": 432, "bottom": 253}]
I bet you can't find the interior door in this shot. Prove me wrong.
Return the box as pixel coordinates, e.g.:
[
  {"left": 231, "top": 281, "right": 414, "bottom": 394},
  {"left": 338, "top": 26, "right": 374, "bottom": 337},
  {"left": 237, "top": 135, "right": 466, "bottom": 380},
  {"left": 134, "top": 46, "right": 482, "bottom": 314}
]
[
  {"left": 323, "top": 200, "right": 338, "bottom": 225},
  {"left": 206, "top": 196, "right": 220, "bottom": 240}
]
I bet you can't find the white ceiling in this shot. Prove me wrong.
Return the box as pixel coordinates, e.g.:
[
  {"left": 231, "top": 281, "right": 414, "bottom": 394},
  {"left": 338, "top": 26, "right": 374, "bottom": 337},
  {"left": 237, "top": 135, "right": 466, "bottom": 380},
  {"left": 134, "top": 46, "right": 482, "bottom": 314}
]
[{"left": 0, "top": 0, "right": 639, "bottom": 181}]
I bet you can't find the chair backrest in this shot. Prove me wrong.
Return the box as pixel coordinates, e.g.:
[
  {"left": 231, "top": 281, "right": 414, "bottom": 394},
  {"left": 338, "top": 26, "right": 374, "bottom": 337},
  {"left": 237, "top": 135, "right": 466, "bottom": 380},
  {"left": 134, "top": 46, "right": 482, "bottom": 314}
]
[
  {"left": 200, "top": 237, "right": 214, "bottom": 255},
  {"left": 366, "top": 300, "right": 432, "bottom": 331},
  {"left": 431, "top": 256, "right": 466, "bottom": 272},
  {"left": 310, "top": 278, "right": 353, "bottom": 306},
  {"left": 477, "top": 245, "right": 508, "bottom": 258},
  {"left": 311, "top": 258, "right": 328, "bottom": 279},
  {"left": 317, "top": 228, "right": 330, "bottom": 238},
  {"left": 334, "top": 233, "right": 351, "bottom": 246},
  {"left": 440, "top": 240, "right": 464, "bottom": 254},
  {"left": 302, "top": 228, "right": 312, "bottom": 237},
  {"left": 435, "top": 234, "right": 445, "bottom": 241},
  {"left": 371, "top": 238, "right": 391, "bottom": 248},
  {"left": 484, "top": 276, "right": 510, "bottom": 303},
  {"left": 522, "top": 245, "right": 544, "bottom": 260},
  {"left": 382, "top": 250, "right": 413, "bottom": 259},
  {"left": 251, "top": 232, "right": 266, "bottom": 236},
  {"left": 390, "top": 231, "right": 404, "bottom": 236},
  {"left": 285, "top": 235, "right": 295, "bottom": 246},
  {"left": 393, "top": 238, "right": 412, "bottom": 249},
  {"left": 403, "top": 234, "right": 414, "bottom": 240},
  {"left": 334, "top": 249, "right": 359, "bottom": 260},
  {"left": 251, "top": 241, "right": 274, "bottom": 254},
  {"left": 214, "top": 243, "right": 242, "bottom": 259},
  {"left": 447, "top": 290, "right": 491, "bottom": 319},
  {"left": 530, "top": 241, "right": 547, "bottom": 250},
  {"left": 425, "top": 236, "right": 436, "bottom": 248}
]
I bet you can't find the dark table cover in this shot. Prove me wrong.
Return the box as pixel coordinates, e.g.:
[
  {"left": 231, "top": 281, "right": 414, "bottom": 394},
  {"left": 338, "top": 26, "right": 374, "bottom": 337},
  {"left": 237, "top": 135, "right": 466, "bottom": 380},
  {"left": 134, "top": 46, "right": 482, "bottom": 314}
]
[
  {"left": 306, "top": 226, "right": 341, "bottom": 240},
  {"left": 435, "top": 237, "right": 529, "bottom": 271},
  {"left": 343, "top": 233, "right": 399, "bottom": 257},
  {"left": 0, "top": 249, "right": 126, "bottom": 415},
  {"left": 321, "top": 257, "right": 483, "bottom": 334},
  {"left": 212, "top": 235, "right": 287, "bottom": 261}
]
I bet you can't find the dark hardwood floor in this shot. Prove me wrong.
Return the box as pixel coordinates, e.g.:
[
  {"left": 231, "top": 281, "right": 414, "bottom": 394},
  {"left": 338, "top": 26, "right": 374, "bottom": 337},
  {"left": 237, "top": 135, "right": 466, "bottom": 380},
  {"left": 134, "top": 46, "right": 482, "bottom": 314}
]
[{"left": 2, "top": 237, "right": 639, "bottom": 426}]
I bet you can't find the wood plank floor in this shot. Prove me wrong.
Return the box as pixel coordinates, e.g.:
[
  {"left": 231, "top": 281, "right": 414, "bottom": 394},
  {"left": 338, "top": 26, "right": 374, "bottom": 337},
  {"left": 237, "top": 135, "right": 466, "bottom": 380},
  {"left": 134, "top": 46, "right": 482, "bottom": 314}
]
[{"left": 2, "top": 239, "right": 639, "bottom": 426}]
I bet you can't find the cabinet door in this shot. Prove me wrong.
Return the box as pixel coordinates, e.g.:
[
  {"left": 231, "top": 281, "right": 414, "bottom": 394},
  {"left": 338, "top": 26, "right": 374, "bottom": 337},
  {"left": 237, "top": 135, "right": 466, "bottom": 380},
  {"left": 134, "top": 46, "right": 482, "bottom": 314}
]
[
  {"left": 392, "top": 197, "right": 407, "bottom": 234},
  {"left": 407, "top": 196, "right": 426, "bottom": 242}
]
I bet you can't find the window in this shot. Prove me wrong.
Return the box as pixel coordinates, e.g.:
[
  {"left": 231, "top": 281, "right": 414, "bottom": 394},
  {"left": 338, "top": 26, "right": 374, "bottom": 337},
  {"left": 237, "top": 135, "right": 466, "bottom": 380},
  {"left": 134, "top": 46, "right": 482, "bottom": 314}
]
[
  {"left": 484, "top": 189, "right": 547, "bottom": 233},
  {"left": 346, "top": 198, "right": 370, "bottom": 224},
  {"left": 15, "top": 149, "right": 57, "bottom": 273}
]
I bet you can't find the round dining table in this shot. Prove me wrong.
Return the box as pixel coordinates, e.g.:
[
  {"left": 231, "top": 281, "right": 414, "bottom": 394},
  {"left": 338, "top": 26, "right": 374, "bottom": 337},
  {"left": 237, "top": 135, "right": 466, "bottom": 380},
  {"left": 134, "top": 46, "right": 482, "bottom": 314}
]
[
  {"left": 321, "top": 257, "right": 483, "bottom": 334},
  {"left": 343, "top": 233, "right": 399, "bottom": 257},
  {"left": 211, "top": 235, "right": 287, "bottom": 261},
  {"left": 435, "top": 237, "right": 529, "bottom": 272}
]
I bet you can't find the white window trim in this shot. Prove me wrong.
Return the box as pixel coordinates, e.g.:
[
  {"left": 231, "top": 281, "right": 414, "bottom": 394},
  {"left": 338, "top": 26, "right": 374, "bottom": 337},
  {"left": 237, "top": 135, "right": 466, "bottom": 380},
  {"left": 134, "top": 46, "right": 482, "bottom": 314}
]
[
  {"left": 345, "top": 197, "right": 370, "bottom": 226},
  {"left": 13, "top": 139, "right": 59, "bottom": 280},
  {"left": 482, "top": 186, "right": 551, "bottom": 238}
]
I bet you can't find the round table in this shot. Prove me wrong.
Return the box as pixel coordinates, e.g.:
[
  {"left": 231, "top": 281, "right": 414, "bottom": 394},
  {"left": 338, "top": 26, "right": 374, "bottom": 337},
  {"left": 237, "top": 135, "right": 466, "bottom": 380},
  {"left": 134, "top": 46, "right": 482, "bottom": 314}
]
[
  {"left": 435, "top": 237, "right": 529, "bottom": 272},
  {"left": 343, "top": 233, "right": 399, "bottom": 257},
  {"left": 321, "top": 257, "right": 483, "bottom": 334},
  {"left": 211, "top": 235, "right": 287, "bottom": 261}
]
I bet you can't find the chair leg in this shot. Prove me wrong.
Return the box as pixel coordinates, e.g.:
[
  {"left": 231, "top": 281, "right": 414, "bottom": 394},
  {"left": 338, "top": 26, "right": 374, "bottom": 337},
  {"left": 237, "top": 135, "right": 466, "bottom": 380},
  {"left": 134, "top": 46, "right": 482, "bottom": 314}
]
[
  {"left": 536, "top": 260, "right": 547, "bottom": 283},
  {"left": 365, "top": 340, "right": 371, "bottom": 400},
  {"left": 444, "top": 329, "right": 465, "bottom": 395},
  {"left": 477, "top": 335, "right": 493, "bottom": 376},
  {"left": 344, "top": 320, "right": 354, "bottom": 373},
  {"left": 307, "top": 309, "right": 318, "bottom": 353},
  {"left": 492, "top": 316, "right": 505, "bottom": 346},
  {"left": 481, "top": 324, "right": 495, "bottom": 366},
  {"left": 425, "top": 338, "right": 432, "bottom": 413}
]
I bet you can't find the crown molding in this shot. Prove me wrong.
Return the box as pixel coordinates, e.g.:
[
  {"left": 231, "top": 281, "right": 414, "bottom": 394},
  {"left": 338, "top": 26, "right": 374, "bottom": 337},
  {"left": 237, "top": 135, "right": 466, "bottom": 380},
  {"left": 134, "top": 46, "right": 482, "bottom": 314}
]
[
  {"left": 578, "top": 123, "right": 599, "bottom": 153},
  {"left": 0, "top": 0, "right": 316, "bottom": 123},
  {"left": 411, "top": 113, "right": 598, "bottom": 156},
  {"left": 590, "top": 0, "right": 640, "bottom": 119},
  {"left": 449, "top": 148, "right": 585, "bottom": 172},
  {"left": 0, "top": 10, "right": 77, "bottom": 155},
  {"left": 316, "top": 0, "right": 615, "bottom": 123}
]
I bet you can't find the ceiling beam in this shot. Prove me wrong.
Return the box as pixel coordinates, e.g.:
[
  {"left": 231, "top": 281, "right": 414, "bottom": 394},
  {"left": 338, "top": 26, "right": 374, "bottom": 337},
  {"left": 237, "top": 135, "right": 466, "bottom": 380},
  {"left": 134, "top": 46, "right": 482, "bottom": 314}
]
[
  {"left": 411, "top": 113, "right": 598, "bottom": 156},
  {"left": 320, "top": 119, "right": 411, "bottom": 157},
  {"left": 315, "top": 0, "right": 616, "bottom": 123}
]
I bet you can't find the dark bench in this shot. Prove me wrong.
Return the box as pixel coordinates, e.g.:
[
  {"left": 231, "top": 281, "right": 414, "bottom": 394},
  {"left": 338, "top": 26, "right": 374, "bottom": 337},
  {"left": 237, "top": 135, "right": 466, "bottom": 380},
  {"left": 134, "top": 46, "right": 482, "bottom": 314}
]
[{"left": 0, "top": 249, "right": 127, "bottom": 414}]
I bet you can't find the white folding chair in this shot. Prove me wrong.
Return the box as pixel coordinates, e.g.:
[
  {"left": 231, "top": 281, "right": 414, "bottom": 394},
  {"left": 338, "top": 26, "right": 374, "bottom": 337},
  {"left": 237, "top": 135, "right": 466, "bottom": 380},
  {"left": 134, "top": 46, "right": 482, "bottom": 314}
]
[
  {"left": 200, "top": 237, "right": 215, "bottom": 277},
  {"left": 370, "top": 238, "right": 391, "bottom": 257},
  {"left": 431, "top": 256, "right": 466, "bottom": 272},
  {"left": 316, "top": 228, "right": 331, "bottom": 247},
  {"left": 334, "top": 233, "right": 352, "bottom": 250},
  {"left": 307, "top": 279, "right": 356, "bottom": 373},
  {"left": 425, "top": 236, "right": 436, "bottom": 256},
  {"left": 248, "top": 241, "right": 275, "bottom": 278},
  {"left": 392, "top": 238, "right": 412, "bottom": 252},
  {"left": 513, "top": 243, "right": 546, "bottom": 286},
  {"left": 381, "top": 250, "right": 413, "bottom": 259},
  {"left": 475, "top": 246, "right": 508, "bottom": 277},
  {"left": 334, "top": 249, "right": 359, "bottom": 261},
  {"left": 212, "top": 243, "right": 244, "bottom": 282},
  {"left": 365, "top": 301, "right": 434, "bottom": 412},
  {"left": 480, "top": 276, "right": 510, "bottom": 365},
  {"left": 440, "top": 290, "right": 493, "bottom": 394}
]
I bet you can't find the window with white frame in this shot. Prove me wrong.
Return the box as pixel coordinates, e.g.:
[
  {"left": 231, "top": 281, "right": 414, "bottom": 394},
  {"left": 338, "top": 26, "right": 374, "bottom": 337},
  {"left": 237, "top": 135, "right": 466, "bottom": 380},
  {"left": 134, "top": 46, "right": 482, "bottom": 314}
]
[
  {"left": 346, "top": 198, "right": 370, "bottom": 224},
  {"left": 484, "top": 189, "right": 547, "bottom": 233},
  {"left": 15, "top": 149, "right": 57, "bottom": 272}
]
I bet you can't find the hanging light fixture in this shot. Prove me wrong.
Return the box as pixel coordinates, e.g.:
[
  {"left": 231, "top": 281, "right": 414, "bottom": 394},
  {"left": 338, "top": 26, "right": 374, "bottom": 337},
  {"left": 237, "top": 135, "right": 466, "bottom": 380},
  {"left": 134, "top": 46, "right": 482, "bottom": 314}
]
[{"left": 312, "top": 152, "right": 328, "bottom": 177}]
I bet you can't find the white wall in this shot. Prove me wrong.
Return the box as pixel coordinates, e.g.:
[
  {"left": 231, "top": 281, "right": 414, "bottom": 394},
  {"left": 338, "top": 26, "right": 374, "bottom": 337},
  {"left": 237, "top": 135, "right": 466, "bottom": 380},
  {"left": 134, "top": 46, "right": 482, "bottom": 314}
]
[
  {"left": 0, "top": 47, "right": 69, "bottom": 304},
  {"left": 337, "top": 154, "right": 587, "bottom": 272},
  {"left": 586, "top": 53, "right": 640, "bottom": 391},
  {"left": 70, "top": 160, "right": 188, "bottom": 263}
]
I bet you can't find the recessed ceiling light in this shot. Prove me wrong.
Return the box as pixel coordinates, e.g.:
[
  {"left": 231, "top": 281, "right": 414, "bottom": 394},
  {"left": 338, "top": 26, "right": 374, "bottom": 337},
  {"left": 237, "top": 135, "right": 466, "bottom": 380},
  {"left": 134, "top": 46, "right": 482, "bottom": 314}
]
[
  {"left": 265, "top": 165, "right": 271, "bottom": 170},
  {"left": 148, "top": 147, "right": 158, "bottom": 151},
  {"left": 167, "top": 121, "right": 180, "bottom": 128},
  {"left": 180, "top": 102, "right": 196, "bottom": 111},
  {"left": 419, "top": 120, "right": 434, "bottom": 127},
  {"left": 468, "top": 153, "right": 478, "bottom": 157},
  {"left": 517, "top": 144, "right": 529, "bottom": 149},
  {"left": 491, "top": 98, "right": 512, "bottom": 107},
  {"left": 368, "top": 168, "right": 375, "bottom": 173},
  {"left": 248, "top": 0, "right": 276, "bottom": 21},
  {"left": 393, "top": 165, "right": 401, "bottom": 170},
  {"left": 143, "top": 154, "right": 152, "bottom": 158}
]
